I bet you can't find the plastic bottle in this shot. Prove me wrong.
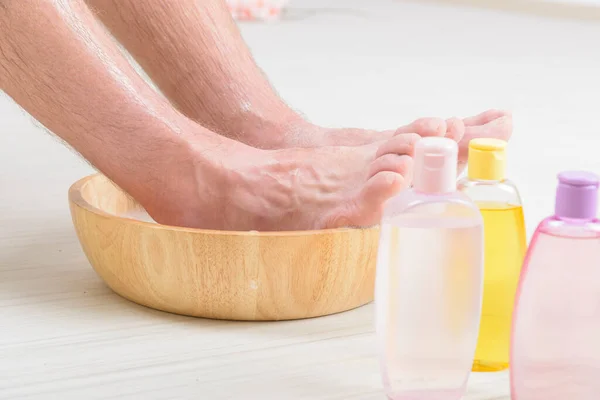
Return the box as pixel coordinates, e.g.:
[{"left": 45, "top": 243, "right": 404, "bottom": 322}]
[
  {"left": 511, "top": 171, "right": 600, "bottom": 400},
  {"left": 457, "top": 138, "right": 527, "bottom": 372},
  {"left": 375, "top": 137, "right": 484, "bottom": 400}
]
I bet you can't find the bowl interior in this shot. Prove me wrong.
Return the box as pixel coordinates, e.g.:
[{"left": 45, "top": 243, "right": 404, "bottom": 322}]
[{"left": 73, "top": 174, "right": 156, "bottom": 223}]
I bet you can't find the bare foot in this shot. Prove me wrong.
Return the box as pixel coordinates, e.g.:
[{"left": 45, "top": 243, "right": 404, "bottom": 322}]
[
  {"left": 318, "top": 117, "right": 465, "bottom": 147},
  {"left": 297, "top": 110, "right": 511, "bottom": 167},
  {"left": 144, "top": 132, "right": 422, "bottom": 231},
  {"left": 255, "top": 110, "right": 512, "bottom": 173},
  {"left": 137, "top": 110, "right": 511, "bottom": 231}
]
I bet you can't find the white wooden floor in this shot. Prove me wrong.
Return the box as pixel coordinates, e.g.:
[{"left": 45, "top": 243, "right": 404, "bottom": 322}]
[{"left": 2, "top": 0, "right": 600, "bottom": 398}]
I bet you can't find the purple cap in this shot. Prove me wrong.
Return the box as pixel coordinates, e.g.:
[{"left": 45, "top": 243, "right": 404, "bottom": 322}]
[{"left": 555, "top": 171, "right": 600, "bottom": 220}]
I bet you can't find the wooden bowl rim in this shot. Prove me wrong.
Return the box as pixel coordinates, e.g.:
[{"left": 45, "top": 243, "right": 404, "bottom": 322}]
[{"left": 69, "top": 173, "right": 375, "bottom": 237}]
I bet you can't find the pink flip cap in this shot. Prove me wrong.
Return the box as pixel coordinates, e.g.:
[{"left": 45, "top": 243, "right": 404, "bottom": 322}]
[{"left": 413, "top": 137, "right": 458, "bottom": 194}]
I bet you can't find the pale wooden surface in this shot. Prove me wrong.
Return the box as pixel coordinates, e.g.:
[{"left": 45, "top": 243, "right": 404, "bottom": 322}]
[
  {"left": 2, "top": 0, "right": 600, "bottom": 398},
  {"left": 69, "top": 174, "right": 379, "bottom": 321}
]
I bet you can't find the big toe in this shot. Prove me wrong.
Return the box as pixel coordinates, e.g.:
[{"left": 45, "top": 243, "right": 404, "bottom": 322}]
[
  {"left": 361, "top": 168, "right": 412, "bottom": 207},
  {"left": 463, "top": 109, "right": 511, "bottom": 126},
  {"left": 357, "top": 170, "right": 411, "bottom": 226},
  {"left": 459, "top": 114, "right": 513, "bottom": 154},
  {"left": 457, "top": 114, "right": 513, "bottom": 175},
  {"left": 395, "top": 117, "right": 447, "bottom": 138},
  {"left": 445, "top": 117, "right": 466, "bottom": 143},
  {"left": 368, "top": 153, "right": 413, "bottom": 180},
  {"left": 323, "top": 163, "right": 413, "bottom": 229},
  {"left": 376, "top": 133, "right": 421, "bottom": 158}
]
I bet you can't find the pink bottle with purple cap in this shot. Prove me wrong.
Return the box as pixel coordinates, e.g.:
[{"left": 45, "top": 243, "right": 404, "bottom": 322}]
[
  {"left": 375, "top": 137, "right": 484, "bottom": 400},
  {"left": 511, "top": 171, "right": 600, "bottom": 400}
]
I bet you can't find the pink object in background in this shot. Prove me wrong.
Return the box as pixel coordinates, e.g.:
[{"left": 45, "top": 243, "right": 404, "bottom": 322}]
[
  {"left": 375, "top": 138, "right": 484, "bottom": 400},
  {"left": 511, "top": 171, "right": 600, "bottom": 400},
  {"left": 226, "top": 0, "right": 289, "bottom": 21}
]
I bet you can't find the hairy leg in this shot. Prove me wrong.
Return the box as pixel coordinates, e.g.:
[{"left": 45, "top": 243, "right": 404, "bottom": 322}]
[
  {"left": 85, "top": 0, "right": 302, "bottom": 148},
  {"left": 0, "top": 0, "right": 211, "bottom": 212},
  {"left": 0, "top": 0, "right": 423, "bottom": 231},
  {"left": 86, "top": 0, "right": 510, "bottom": 152}
]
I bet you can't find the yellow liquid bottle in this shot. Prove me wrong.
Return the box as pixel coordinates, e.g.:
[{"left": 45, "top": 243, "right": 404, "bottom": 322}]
[{"left": 458, "top": 139, "right": 527, "bottom": 372}]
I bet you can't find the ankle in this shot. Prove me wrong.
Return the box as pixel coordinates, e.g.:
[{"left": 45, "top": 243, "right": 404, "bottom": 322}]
[
  {"left": 131, "top": 127, "right": 228, "bottom": 226},
  {"left": 142, "top": 126, "right": 267, "bottom": 228},
  {"left": 122, "top": 135, "right": 197, "bottom": 224}
]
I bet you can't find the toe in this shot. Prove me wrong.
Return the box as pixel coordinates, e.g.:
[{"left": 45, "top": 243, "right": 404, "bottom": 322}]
[
  {"left": 354, "top": 170, "right": 410, "bottom": 225},
  {"left": 445, "top": 117, "right": 466, "bottom": 143},
  {"left": 457, "top": 115, "right": 513, "bottom": 175},
  {"left": 361, "top": 171, "right": 408, "bottom": 204},
  {"left": 463, "top": 109, "right": 511, "bottom": 126},
  {"left": 395, "top": 117, "right": 446, "bottom": 138},
  {"left": 460, "top": 115, "right": 513, "bottom": 149},
  {"left": 376, "top": 133, "right": 421, "bottom": 158},
  {"left": 321, "top": 165, "right": 414, "bottom": 229},
  {"left": 368, "top": 154, "right": 413, "bottom": 179},
  {"left": 327, "top": 171, "right": 406, "bottom": 228}
]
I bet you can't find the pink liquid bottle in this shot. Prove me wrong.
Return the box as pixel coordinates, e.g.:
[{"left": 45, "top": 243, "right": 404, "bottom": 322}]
[
  {"left": 511, "top": 171, "right": 600, "bottom": 400},
  {"left": 375, "top": 137, "right": 484, "bottom": 400}
]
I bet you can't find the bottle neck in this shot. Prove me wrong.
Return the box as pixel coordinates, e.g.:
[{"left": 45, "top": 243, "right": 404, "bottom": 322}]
[
  {"left": 555, "top": 214, "right": 596, "bottom": 223},
  {"left": 466, "top": 177, "right": 503, "bottom": 184},
  {"left": 413, "top": 181, "right": 455, "bottom": 195},
  {"left": 467, "top": 162, "right": 505, "bottom": 181}
]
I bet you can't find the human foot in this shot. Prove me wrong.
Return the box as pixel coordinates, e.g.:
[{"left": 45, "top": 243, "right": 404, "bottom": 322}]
[
  {"left": 221, "top": 108, "right": 510, "bottom": 172},
  {"left": 144, "top": 132, "right": 422, "bottom": 231},
  {"left": 317, "top": 117, "right": 465, "bottom": 147},
  {"left": 293, "top": 109, "right": 510, "bottom": 147},
  {"left": 281, "top": 109, "right": 512, "bottom": 174}
]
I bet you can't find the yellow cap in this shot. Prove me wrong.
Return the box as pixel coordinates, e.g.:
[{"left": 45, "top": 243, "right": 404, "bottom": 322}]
[{"left": 467, "top": 138, "right": 507, "bottom": 181}]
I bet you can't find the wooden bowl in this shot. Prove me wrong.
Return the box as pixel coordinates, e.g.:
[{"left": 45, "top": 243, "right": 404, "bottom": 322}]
[{"left": 68, "top": 174, "right": 380, "bottom": 321}]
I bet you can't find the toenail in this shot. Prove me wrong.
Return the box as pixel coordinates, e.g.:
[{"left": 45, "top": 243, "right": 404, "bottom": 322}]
[{"left": 491, "top": 116, "right": 509, "bottom": 125}]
